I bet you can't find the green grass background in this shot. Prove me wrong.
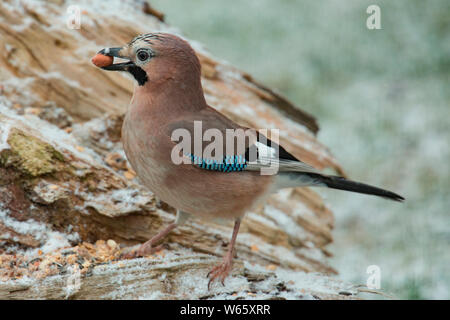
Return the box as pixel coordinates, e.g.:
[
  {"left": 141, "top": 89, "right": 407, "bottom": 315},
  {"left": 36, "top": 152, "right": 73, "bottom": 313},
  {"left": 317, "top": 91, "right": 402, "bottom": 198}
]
[{"left": 151, "top": 0, "right": 450, "bottom": 299}]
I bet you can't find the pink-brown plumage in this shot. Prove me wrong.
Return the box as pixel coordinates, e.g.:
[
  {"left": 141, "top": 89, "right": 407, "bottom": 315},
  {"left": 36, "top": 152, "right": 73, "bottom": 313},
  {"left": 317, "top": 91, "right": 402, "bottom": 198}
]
[
  {"left": 112, "top": 34, "right": 275, "bottom": 285},
  {"left": 122, "top": 86, "right": 274, "bottom": 220}
]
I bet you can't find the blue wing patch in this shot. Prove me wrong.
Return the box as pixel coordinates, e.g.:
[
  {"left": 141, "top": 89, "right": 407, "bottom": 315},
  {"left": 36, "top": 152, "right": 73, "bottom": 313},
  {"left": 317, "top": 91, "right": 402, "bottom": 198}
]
[{"left": 187, "top": 154, "right": 247, "bottom": 172}]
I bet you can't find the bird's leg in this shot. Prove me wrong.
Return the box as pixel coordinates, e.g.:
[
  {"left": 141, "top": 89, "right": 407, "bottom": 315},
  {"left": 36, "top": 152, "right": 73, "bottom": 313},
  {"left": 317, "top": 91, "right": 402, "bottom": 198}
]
[
  {"left": 135, "top": 222, "right": 177, "bottom": 256},
  {"left": 122, "top": 210, "right": 189, "bottom": 259},
  {"left": 207, "top": 218, "right": 241, "bottom": 289}
]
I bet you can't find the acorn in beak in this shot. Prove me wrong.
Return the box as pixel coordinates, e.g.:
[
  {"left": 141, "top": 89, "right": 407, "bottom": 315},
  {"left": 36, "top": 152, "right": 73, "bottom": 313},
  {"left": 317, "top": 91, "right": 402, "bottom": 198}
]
[{"left": 94, "top": 47, "right": 135, "bottom": 71}]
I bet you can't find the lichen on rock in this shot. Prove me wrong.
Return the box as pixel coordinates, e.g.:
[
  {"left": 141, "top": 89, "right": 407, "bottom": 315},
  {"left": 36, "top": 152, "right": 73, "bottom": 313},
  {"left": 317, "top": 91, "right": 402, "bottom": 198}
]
[{"left": 3, "top": 128, "right": 64, "bottom": 176}]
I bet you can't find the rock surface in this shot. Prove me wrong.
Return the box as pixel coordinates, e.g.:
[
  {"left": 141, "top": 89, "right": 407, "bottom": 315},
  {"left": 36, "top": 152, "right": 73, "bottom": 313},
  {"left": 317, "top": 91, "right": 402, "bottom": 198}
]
[{"left": 0, "top": 0, "right": 363, "bottom": 299}]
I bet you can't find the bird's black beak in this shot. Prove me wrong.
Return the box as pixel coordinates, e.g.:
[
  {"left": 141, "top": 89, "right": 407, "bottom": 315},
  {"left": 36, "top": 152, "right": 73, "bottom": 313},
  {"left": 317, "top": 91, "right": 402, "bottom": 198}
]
[{"left": 98, "top": 47, "right": 135, "bottom": 71}]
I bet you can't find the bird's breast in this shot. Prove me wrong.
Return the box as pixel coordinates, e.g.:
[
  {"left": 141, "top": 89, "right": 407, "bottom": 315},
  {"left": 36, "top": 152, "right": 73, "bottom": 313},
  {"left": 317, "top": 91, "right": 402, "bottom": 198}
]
[
  {"left": 122, "top": 112, "right": 167, "bottom": 189},
  {"left": 121, "top": 110, "right": 275, "bottom": 219}
]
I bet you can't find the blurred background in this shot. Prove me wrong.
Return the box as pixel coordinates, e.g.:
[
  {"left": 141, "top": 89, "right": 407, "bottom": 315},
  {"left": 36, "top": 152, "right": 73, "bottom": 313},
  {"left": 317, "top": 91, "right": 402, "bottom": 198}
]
[{"left": 151, "top": 0, "right": 450, "bottom": 299}]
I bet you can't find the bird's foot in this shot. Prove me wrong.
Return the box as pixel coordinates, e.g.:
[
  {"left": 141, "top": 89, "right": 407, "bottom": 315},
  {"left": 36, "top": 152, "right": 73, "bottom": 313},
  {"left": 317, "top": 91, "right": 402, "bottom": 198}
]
[
  {"left": 120, "top": 243, "right": 164, "bottom": 259},
  {"left": 207, "top": 257, "right": 233, "bottom": 290}
]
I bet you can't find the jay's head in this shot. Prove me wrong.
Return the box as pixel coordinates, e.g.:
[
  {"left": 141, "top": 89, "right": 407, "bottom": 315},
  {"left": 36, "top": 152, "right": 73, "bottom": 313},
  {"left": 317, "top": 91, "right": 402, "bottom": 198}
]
[{"left": 98, "top": 33, "right": 201, "bottom": 87}]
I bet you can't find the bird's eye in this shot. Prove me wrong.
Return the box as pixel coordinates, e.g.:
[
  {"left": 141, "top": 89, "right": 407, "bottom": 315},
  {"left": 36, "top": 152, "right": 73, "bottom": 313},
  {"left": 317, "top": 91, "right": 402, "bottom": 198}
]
[{"left": 137, "top": 50, "right": 150, "bottom": 62}]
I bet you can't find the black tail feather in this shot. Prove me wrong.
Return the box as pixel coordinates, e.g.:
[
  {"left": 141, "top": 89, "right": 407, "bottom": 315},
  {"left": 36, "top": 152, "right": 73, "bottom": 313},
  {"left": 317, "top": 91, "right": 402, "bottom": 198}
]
[{"left": 315, "top": 174, "right": 404, "bottom": 202}]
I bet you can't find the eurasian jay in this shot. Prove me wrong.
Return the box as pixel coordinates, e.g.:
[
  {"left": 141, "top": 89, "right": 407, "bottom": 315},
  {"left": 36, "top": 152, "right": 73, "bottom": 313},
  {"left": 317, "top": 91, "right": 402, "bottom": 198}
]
[{"left": 94, "top": 33, "right": 403, "bottom": 288}]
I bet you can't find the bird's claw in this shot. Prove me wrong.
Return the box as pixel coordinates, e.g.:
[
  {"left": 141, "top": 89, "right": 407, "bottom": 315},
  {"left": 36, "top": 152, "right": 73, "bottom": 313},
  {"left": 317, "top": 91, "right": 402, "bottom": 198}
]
[{"left": 207, "top": 260, "right": 232, "bottom": 290}]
